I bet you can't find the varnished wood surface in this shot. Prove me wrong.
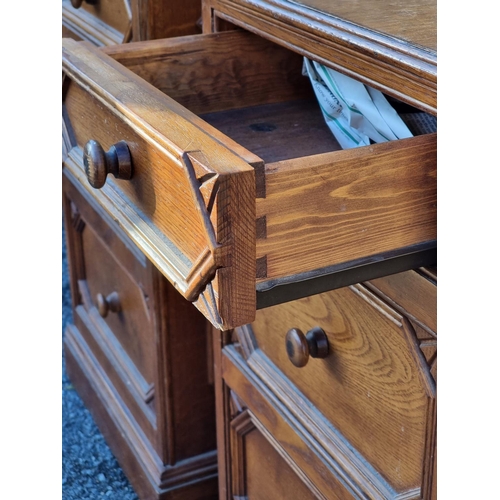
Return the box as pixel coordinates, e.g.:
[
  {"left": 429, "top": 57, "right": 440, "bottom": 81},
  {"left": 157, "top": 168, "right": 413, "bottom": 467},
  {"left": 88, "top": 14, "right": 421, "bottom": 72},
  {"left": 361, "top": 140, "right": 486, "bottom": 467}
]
[
  {"left": 75, "top": 0, "right": 131, "bottom": 35},
  {"left": 256, "top": 133, "right": 437, "bottom": 283},
  {"left": 104, "top": 32, "right": 436, "bottom": 287},
  {"left": 130, "top": 0, "right": 201, "bottom": 41},
  {"left": 63, "top": 36, "right": 256, "bottom": 329},
  {"left": 65, "top": 326, "right": 219, "bottom": 500},
  {"left": 250, "top": 284, "right": 436, "bottom": 494},
  {"left": 222, "top": 344, "right": 361, "bottom": 499},
  {"left": 201, "top": 99, "right": 341, "bottom": 164},
  {"left": 204, "top": 0, "right": 437, "bottom": 113},
  {"left": 367, "top": 269, "right": 437, "bottom": 335},
  {"left": 63, "top": 32, "right": 437, "bottom": 328},
  {"left": 230, "top": 407, "right": 319, "bottom": 499},
  {"left": 103, "top": 30, "right": 312, "bottom": 117},
  {"left": 292, "top": 0, "right": 436, "bottom": 50},
  {"left": 63, "top": 170, "right": 219, "bottom": 497},
  {"left": 62, "top": 0, "right": 132, "bottom": 46},
  {"left": 62, "top": 0, "right": 202, "bottom": 47}
]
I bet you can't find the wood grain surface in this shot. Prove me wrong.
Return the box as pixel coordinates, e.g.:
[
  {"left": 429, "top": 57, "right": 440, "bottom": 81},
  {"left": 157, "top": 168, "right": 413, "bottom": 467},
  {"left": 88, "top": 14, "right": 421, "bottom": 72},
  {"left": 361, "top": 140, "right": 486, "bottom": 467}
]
[
  {"left": 63, "top": 37, "right": 256, "bottom": 329},
  {"left": 250, "top": 284, "right": 436, "bottom": 494},
  {"left": 256, "top": 133, "right": 437, "bottom": 282},
  {"left": 63, "top": 171, "right": 219, "bottom": 497},
  {"left": 292, "top": 0, "right": 436, "bottom": 49},
  {"left": 130, "top": 0, "right": 201, "bottom": 41},
  {"left": 103, "top": 30, "right": 312, "bottom": 116},
  {"left": 205, "top": 0, "right": 437, "bottom": 113},
  {"left": 222, "top": 347, "right": 357, "bottom": 499},
  {"left": 62, "top": 0, "right": 132, "bottom": 46},
  {"left": 366, "top": 269, "right": 437, "bottom": 335}
]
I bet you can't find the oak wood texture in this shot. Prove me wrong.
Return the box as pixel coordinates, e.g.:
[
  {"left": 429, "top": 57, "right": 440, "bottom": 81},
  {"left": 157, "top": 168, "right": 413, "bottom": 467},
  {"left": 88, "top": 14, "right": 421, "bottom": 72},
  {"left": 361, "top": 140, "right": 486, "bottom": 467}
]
[
  {"left": 62, "top": 0, "right": 133, "bottom": 46},
  {"left": 63, "top": 168, "right": 218, "bottom": 498},
  {"left": 62, "top": 35, "right": 256, "bottom": 330},
  {"left": 130, "top": 0, "right": 202, "bottom": 42},
  {"left": 215, "top": 272, "right": 437, "bottom": 499},
  {"left": 366, "top": 268, "right": 437, "bottom": 336},
  {"left": 63, "top": 30, "right": 436, "bottom": 329},
  {"left": 62, "top": 0, "right": 202, "bottom": 47},
  {"left": 203, "top": 0, "right": 437, "bottom": 114},
  {"left": 222, "top": 342, "right": 369, "bottom": 499},
  {"left": 249, "top": 285, "right": 436, "bottom": 496},
  {"left": 255, "top": 133, "right": 436, "bottom": 284},
  {"left": 102, "top": 31, "right": 313, "bottom": 117},
  {"left": 229, "top": 402, "right": 320, "bottom": 499}
]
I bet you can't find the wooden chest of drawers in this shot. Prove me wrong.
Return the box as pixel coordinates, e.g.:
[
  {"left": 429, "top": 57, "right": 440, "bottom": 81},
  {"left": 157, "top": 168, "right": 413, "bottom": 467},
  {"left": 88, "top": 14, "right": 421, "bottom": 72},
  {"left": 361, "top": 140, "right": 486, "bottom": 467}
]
[
  {"left": 63, "top": 168, "right": 218, "bottom": 499},
  {"left": 215, "top": 269, "right": 437, "bottom": 499},
  {"left": 62, "top": 0, "right": 437, "bottom": 498}
]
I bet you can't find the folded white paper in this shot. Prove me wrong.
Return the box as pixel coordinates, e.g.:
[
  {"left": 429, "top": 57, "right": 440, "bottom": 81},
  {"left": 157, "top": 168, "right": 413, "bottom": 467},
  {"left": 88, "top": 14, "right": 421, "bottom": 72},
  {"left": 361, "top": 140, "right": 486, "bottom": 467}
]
[{"left": 303, "top": 58, "right": 413, "bottom": 149}]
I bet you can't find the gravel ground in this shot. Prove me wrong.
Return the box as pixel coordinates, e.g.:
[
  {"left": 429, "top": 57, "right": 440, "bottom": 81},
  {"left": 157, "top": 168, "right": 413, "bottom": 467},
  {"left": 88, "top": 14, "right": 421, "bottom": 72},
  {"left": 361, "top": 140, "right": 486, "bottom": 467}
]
[{"left": 62, "top": 223, "right": 139, "bottom": 500}]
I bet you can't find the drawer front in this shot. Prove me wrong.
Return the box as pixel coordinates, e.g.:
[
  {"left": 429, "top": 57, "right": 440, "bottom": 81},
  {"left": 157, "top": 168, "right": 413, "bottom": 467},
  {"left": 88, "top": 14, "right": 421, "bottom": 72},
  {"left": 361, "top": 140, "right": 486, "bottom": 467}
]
[
  {"left": 63, "top": 168, "right": 159, "bottom": 444},
  {"left": 228, "top": 390, "right": 319, "bottom": 499},
  {"left": 62, "top": 35, "right": 256, "bottom": 330},
  {"left": 222, "top": 346, "right": 355, "bottom": 500},
  {"left": 62, "top": 31, "right": 436, "bottom": 330},
  {"left": 243, "top": 282, "right": 436, "bottom": 497},
  {"left": 62, "top": 0, "right": 132, "bottom": 46}
]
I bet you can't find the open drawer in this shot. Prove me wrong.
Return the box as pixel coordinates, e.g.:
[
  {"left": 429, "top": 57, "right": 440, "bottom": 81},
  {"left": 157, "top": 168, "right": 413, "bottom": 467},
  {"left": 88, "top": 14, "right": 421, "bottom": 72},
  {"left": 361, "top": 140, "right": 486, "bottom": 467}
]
[{"left": 62, "top": 30, "right": 436, "bottom": 330}]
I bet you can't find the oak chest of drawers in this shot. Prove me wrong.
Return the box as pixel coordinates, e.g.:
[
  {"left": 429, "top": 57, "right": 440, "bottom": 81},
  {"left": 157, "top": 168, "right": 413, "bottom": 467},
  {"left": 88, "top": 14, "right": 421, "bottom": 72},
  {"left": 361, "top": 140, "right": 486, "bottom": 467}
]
[{"left": 62, "top": 0, "right": 437, "bottom": 497}]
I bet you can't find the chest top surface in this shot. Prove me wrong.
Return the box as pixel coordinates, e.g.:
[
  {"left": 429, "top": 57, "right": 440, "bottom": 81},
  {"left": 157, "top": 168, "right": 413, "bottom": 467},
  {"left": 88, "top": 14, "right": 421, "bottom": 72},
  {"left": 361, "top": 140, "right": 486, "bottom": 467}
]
[{"left": 292, "top": 0, "right": 436, "bottom": 51}]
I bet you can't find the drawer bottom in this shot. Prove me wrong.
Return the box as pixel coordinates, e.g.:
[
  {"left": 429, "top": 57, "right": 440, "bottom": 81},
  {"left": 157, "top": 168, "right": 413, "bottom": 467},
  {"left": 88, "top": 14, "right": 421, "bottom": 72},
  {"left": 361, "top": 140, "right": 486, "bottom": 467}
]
[{"left": 64, "top": 324, "right": 219, "bottom": 500}]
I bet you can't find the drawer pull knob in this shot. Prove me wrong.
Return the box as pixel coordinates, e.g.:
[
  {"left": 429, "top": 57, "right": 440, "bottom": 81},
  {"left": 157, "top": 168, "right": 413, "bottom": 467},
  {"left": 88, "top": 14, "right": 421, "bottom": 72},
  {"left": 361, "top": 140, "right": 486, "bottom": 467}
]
[
  {"left": 83, "top": 140, "right": 133, "bottom": 189},
  {"left": 96, "top": 292, "right": 121, "bottom": 318},
  {"left": 285, "top": 327, "right": 329, "bottom": 368}
]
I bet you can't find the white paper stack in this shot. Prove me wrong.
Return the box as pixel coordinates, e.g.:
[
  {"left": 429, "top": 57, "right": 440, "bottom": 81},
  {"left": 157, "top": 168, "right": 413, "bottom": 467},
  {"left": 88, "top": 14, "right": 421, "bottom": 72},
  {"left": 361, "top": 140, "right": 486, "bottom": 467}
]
[{"left": 303, "top": 58, "right": 413, "bottom": 149}]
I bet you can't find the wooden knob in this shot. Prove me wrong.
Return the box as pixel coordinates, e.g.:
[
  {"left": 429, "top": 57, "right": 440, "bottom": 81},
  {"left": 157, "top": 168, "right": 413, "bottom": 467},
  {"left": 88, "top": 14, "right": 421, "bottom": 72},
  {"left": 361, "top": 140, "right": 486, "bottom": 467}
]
[
  {"left": 285, "top": 327, "right": 329, "bottom": 368},
  {"left": 96, "top": 292, "right": 121, "bottom": 318},
  {"left": 83, "top": 140, "right": 133, "bottom": 189}
]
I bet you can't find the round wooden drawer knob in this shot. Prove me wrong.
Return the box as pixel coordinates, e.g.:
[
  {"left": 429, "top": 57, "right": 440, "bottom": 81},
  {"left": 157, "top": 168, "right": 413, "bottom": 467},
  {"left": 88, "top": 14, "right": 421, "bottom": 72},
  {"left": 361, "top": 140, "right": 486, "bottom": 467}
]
[
  {"left": 96, "top": 292, "right": 121, "bottom": 318},
  {"left": 83, "top": 140, "right": 133, "bottom": 189},
  {"left": 285, "top": 327, "right": 329, "bottom": 368}
]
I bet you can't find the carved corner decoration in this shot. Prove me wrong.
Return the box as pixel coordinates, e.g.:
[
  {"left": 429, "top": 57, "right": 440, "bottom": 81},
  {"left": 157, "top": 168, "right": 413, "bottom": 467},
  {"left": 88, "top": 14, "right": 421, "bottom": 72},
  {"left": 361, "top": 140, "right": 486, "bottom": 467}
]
[{"left": 402, "top": 318, "right": 437, "bottom": 394}]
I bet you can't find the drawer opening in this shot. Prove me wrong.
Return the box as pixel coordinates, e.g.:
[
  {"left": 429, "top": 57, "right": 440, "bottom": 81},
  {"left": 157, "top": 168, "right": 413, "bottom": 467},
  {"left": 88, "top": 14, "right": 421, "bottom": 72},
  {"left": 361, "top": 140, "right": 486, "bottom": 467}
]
[
  {"left": 105, "top": 30, "right": 437, "bottom": 291},
  {"left": 105, "top": 30, "right": 436, "bottom": 166}
]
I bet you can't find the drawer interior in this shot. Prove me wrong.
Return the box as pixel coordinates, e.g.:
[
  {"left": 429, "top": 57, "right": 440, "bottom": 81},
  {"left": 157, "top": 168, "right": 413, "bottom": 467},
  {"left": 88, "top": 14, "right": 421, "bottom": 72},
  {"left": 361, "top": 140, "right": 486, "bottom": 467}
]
[{"left": 104, "top": 30, "right": 435, "bottom": 166}]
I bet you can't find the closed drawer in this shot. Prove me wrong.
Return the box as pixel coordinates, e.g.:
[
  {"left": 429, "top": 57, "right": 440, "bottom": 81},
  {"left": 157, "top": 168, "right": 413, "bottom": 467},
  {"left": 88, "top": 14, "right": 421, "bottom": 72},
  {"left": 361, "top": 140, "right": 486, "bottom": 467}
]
[
  {"left": 63, "top": 167, "right": 158, "bottom": 444},
  {"left": 62, "top": 30, "right": 436, "bottom": 330},
  {"left": 238, "top": 280, "right": 437, "bottom": 498},
  {"left": 62, "top": 0, "right": 132, "bottom": 46},
  {"left": 63, "top": 168, "right": 219, "bottom": 487}
]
